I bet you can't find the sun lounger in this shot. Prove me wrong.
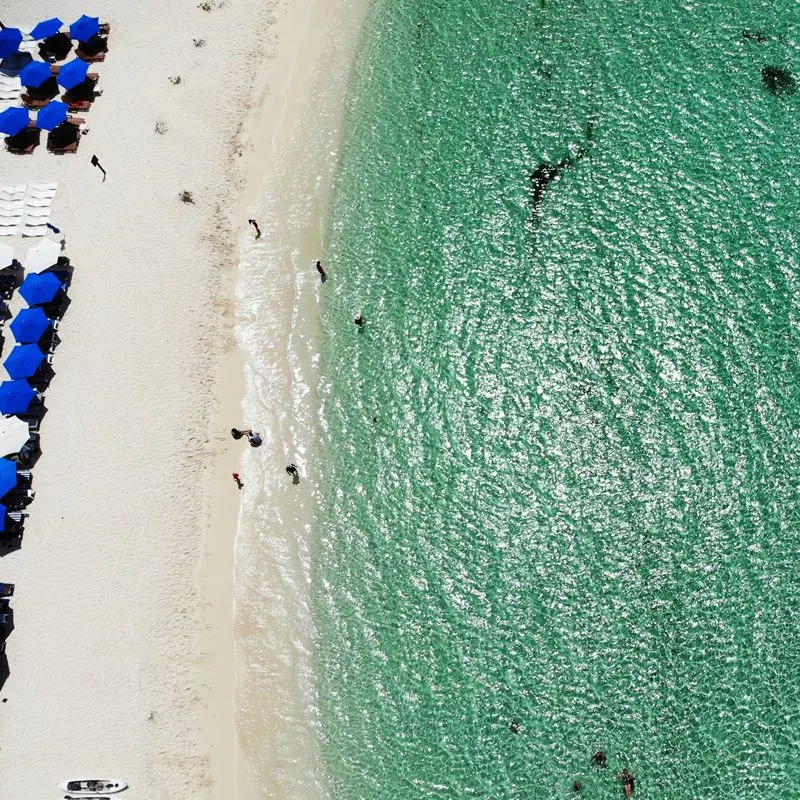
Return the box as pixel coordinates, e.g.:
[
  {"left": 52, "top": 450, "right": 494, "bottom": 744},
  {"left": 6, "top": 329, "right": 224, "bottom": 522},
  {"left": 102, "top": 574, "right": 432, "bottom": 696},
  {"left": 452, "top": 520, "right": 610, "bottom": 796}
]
[
  {"left": 21, "top": 225, "right": 49, "bottom": 237},
  {"left": 23, "top": 206, "right": 52, "bottom": 218},
  {"left": 63, "top": 97, "right": 91, "bottom": 112},
  {"left": 49, "top": 140, "right": 79, "bottom": 154},
  {"left": 6, "top": 144, "right": 37, "bottom": 155},
  {"left": 75, "top": 47, "right": 105, "bottom": 63},
  {"left": 21, "top": 93, "right": 49, "bottom": 110},
  {"left": 24, "top": 199, "right": 53, "bottom": 211}
]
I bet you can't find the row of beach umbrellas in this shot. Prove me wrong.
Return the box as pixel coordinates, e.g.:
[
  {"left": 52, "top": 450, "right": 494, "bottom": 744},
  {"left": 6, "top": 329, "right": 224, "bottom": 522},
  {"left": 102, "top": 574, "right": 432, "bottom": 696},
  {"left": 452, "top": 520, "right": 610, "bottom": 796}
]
[
  {"left": 0, "top": 16, "right": 102, "bottom": 58},
  {"left": 0, "top": 101, "right": 76, "bottom": 134},
  {"left": 21, "top": 57, "right": 90, "bottom": 90},
  {"left": 0, "top": 255, "right": 67, "bottom": 508}
]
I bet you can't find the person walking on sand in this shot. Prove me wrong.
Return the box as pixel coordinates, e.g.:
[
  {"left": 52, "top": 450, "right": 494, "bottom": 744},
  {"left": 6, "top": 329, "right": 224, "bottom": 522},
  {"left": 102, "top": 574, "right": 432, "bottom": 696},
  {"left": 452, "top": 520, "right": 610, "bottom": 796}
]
[
  {"left": 286, "top": 463, "right": 299, "bottom": 483},
  {"left": 231, "top": 427, "right": 252, "bottom": 440},
  {"left": 232, "top": 472, "right": 243, "bottom": 489},
  {"left": 618, "top": 769, "right": 635, "bottom": 798},
  {"left": 316, "top": 260, "right": 327, "bottom": 282},
  {"left": 248, "top": 219, "right": 262, "bottom": 239}
]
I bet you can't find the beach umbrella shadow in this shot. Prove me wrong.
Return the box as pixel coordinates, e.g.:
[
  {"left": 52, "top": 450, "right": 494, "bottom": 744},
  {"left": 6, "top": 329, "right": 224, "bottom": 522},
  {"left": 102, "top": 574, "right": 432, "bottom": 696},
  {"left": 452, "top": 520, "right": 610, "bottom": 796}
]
[
  {"left": 38, "top": 33, "right": 72, "bottom": 63},
  {"left": 46, "top": 121, "right": 81, "bottom": 154},
  {"left": 15, "top": 432, "right": 42, "bottom": 470},
  {"left": 23, "top": 76, "right": 59, "bottom": 106},
  {"left": 4, "top": 127, "right": 41, "bottom": 156},
  {"left": 0, "top": 261, "right": 22, "bottom": 299},
  {"left": 76, "top": 35, "right": 108, "bottom": 62},
  {"left": 40, "top": 294, "right": 70, "bottom": 321},
  {"left": 0, "top": 503, "right": 25, "bottom": 556},
  {"left": 43, "top": 258, "right": 73, "bottom": 286},
  {"left": 0, "top": 650, "right": 8, "bottom": 691},
  {"left": 0, "top": 51, "right": 33, "bottom": 77}
]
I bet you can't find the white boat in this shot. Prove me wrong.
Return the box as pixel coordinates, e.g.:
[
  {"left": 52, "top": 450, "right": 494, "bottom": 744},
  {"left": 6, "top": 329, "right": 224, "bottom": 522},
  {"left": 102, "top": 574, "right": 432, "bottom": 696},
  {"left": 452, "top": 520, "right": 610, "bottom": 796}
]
[{"left": 58, "top": 779, "right": 127, "bottom": 796}]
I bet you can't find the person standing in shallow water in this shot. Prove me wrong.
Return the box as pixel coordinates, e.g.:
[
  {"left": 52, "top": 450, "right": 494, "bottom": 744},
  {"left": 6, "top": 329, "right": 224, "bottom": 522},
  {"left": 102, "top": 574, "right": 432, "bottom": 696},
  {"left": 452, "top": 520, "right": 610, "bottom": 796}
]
[
  {"left": 591, "top": 751, "right": 607, "bottom": 767},
  {"left": 354, "top": 314, "right": 365, "bottom": 327},
  {"left": 231, "top": 428, "right": 262, "bottom": 447},
  {"left": 618, "top": 769, "right": 635, "bottom": 797},
  {"left": 316, "top": 260, "right": 327, "bottom": 282}
]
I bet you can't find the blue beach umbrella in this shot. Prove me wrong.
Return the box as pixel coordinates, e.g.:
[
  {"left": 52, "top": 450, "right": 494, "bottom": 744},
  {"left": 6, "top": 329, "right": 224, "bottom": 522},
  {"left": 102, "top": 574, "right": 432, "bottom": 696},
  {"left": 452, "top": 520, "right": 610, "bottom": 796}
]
[
  {"left": 0, "top": 28, "right": 23, "bottom": 58},
  {"left": 0, "top": 107, "right": 30, "bottom": 136},
  {"left": 56, "top": 58, "right": 89, "bottom": 90},
  {"left": 69, "top": 15, "right": 100, "bottom": 42},
  {"left": 0, "top": 380, "right": 36, "bottom": 416},
  {"left": 0, "top": 461, "right": 17, "bottom": 499},
  {"left": 4, "top": 345, "right": 46, "bottom": 380},
  {"left": 10, "top": 308, "right": 52, "bottom": 343},
  {"left": 0, "top": 503, "right": 6, "bottom": 530},
  {"left": 19, "top": 272, "right": 64, "bottom": 306},
  {"left": 36, "top": 100, "right": 68, "bottom": 131},
  {"left": 20, "top": 60, "right": 52, "bottom": 88},
  {"left": 30, "top": 18, "right": 64, "bottom": 40}
]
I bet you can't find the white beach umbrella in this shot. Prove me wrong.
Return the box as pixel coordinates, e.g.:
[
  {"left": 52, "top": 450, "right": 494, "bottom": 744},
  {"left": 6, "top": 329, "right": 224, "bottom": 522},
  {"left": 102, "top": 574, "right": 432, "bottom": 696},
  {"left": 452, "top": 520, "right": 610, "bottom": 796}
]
[
  {"left": 0, "top": 242, "right": 13, "bottom": 268},
  {"left": 23, "top": 238, "right": 60, "bottom": 273},
  {"left": 0, "top": 415, "right": 30, "bottom": 457}
]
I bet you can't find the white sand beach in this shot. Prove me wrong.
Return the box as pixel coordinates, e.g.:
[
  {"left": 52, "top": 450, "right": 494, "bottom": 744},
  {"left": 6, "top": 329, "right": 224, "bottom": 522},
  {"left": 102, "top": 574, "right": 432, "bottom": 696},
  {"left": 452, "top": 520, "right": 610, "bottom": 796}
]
[{"left": 0, "top": 1, "right": 367, "bottom": 798}]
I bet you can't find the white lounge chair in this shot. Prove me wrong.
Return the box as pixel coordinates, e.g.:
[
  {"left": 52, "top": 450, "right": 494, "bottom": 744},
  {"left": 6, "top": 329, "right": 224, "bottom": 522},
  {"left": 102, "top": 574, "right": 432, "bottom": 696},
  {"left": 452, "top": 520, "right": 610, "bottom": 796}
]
[
  {"left": 23, "top": 206, "right": 51, "bottom": 218},
  {"left": 23, "top": 197, "right": 53, "bottom": 208},
  {"left": 21, "top": 225, "right": 49, "bottom": 238}
]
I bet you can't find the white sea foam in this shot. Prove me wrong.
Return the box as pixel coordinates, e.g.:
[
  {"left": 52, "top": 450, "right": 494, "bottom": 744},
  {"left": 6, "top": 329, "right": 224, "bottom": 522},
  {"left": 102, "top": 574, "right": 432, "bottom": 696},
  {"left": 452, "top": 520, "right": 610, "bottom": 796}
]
[{"left": 232, "top": 2, "right": 370, "bottom": 796}]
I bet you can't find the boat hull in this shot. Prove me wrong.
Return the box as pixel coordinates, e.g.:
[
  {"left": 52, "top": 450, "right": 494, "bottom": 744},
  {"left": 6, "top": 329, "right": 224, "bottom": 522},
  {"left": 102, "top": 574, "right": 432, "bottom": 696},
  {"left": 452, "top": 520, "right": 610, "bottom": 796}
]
[{"left": 58, "top": 780, "right": 127, "bottom": 795}]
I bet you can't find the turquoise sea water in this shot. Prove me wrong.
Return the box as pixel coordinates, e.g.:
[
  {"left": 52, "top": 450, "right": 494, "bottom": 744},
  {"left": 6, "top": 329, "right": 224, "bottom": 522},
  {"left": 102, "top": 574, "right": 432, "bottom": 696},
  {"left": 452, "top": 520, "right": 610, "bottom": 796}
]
[{"left": 313, "top": 1, "right": 800, "bottom": 796}]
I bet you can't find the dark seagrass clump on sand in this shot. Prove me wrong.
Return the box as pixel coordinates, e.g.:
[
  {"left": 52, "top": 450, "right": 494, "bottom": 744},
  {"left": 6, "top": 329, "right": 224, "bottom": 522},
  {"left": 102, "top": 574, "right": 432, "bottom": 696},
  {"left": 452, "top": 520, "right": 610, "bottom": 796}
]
[{"left": 762, "top": 66, "right": 796, "bottom": 95}]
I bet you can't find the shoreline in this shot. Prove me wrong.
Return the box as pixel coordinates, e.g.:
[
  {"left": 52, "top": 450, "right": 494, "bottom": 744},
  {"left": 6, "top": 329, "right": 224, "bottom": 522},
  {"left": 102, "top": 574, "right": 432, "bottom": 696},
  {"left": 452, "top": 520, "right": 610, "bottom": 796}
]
[{"left": 228, "top": 0, "right": 370, "bottom": 796}]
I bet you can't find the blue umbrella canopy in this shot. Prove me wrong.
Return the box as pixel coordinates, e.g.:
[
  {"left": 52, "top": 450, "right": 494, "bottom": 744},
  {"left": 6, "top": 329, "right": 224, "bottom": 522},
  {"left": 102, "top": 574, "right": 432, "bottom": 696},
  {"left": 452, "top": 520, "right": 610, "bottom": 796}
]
[
  {"left": 56, "top": 58, "right": 88, "bottom": 90},
  {"left": 0, "top": 461, "right": 17, "bottom": 499},
  {"left": 10, "top": 307, "right": 52, "bottom": 343},
  {"left": 0, "top": 380, "right": 36, "bottom": 416},
  {"left": 4, "top": 345, "right": 46, "bottom": 380},
  {"left": 30, "top": 18, "right": 64, "bottom": 40},
  {"left": 0, "top": 503, "right": 6, "bottom": 530},
  {"left": 0, "top": 28, "right": 22, "bottom": 58},
  {"left": 20, "top": 60, "right": 52, "bottom": 88},
  {"left": 0, "top": 107, "right": 30, "bottom": 136},
  {"left": 69, "top": 15, "right": 100, "bottom": 42},
  {"left": 19, "top": 272, "right": 64, "bottom": 306},
  {"left": 36, "top": 100, "right": 68, "bottom": 131}
]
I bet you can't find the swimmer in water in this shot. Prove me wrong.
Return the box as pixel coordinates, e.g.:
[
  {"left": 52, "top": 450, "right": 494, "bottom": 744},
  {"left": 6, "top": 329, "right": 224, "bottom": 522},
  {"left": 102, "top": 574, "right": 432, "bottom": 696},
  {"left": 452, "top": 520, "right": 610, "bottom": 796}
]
[{"left": 618, "top": 769, "right": 635, "bottom": 798}]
